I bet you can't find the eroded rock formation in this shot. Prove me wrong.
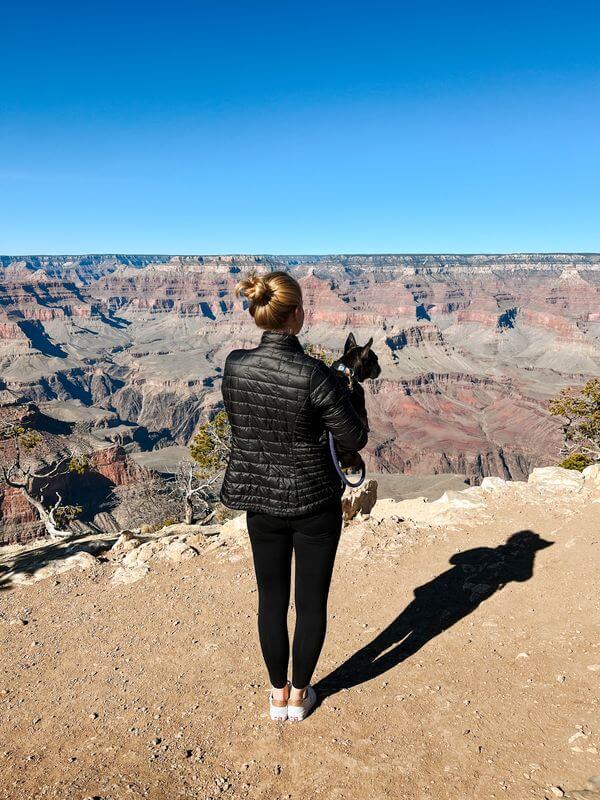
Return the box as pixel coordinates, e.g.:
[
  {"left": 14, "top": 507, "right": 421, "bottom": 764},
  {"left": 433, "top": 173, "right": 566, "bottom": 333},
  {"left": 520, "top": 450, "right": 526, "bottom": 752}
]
[{"left": 1, "top": 253, "right": 599, "bottom": 522}]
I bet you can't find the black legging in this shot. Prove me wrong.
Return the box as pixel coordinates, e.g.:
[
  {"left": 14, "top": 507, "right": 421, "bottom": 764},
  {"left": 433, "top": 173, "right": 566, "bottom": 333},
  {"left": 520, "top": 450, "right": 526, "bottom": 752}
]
[{"left": 246, "top": 496, "right": 343, "bottom": 689}]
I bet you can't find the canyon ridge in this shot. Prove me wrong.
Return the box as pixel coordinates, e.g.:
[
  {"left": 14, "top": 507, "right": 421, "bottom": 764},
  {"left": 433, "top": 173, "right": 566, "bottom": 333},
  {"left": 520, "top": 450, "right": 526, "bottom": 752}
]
[{"left": 1, "top": 253, "right": 599, "bottom": 542}]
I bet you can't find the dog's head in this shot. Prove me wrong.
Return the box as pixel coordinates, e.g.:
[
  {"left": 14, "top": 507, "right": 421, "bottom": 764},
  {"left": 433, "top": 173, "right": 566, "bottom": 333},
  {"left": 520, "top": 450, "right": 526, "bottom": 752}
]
[{"left": 341, "top": 332, "right": 381, "bottom": 382}]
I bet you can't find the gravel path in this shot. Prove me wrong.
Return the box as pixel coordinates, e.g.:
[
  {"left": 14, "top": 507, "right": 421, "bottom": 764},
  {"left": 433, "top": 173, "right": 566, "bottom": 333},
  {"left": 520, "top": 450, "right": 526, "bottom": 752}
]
[{"left": 1, "top": 496, "right": 598, "bottom": 799}]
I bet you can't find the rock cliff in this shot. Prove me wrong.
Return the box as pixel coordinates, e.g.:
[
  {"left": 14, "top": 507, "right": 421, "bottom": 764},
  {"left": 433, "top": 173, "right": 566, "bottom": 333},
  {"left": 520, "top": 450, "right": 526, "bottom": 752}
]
[{"left": 1, "top": 253, "right": 599, "bottom": 504}]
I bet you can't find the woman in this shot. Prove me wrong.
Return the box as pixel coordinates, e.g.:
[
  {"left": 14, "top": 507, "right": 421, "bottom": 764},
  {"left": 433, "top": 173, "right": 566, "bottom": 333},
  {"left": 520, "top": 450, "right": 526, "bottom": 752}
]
[{"left": 219, "top": 270, "right": 368, "bottom": 722}]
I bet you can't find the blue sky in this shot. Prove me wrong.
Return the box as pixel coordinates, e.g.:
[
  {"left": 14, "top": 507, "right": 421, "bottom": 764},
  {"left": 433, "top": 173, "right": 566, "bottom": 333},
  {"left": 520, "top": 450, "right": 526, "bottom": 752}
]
[{"left": 1, "top": 0, "right": 599, "bottom": 254}]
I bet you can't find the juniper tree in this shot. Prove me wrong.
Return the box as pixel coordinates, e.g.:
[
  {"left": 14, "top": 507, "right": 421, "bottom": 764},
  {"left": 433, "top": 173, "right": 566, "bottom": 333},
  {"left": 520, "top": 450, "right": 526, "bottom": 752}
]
[
  {"left": 186, "top": 410, "right": 231, "bottom": 524},
  {"left": 549, "top": 378, "right": 600, "bottom": 470}
]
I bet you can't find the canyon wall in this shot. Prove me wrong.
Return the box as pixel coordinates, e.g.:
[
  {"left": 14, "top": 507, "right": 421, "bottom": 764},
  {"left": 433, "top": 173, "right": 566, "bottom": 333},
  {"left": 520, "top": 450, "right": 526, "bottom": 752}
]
[{"left": 1, "top": 253, "right": 599, "bottom": 539}]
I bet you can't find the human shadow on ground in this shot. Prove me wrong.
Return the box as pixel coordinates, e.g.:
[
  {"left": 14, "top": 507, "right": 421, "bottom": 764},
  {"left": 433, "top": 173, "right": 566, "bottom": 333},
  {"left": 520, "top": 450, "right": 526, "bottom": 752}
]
[{"left": 315, "top": 530, "right": 553, "bottom": 700}]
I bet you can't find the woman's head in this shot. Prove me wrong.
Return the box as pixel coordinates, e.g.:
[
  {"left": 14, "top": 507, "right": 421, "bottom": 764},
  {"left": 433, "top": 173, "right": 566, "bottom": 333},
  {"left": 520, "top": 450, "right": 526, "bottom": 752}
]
[{"left": 235, "top": 270, "right": 304, "bottom": 333}]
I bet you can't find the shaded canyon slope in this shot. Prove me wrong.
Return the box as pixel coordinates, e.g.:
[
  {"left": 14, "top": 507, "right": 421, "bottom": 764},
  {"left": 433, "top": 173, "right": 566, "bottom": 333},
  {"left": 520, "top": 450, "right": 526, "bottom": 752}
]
[{"left": 1, "top": 253, "right": 599, "bottom": 487}]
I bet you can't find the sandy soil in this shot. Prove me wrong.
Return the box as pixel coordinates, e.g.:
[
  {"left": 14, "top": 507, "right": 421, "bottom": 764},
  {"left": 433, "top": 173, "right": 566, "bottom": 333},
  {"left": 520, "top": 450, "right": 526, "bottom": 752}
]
[{"left": 0, "top": 495, "right": 598, "bottom": 800}]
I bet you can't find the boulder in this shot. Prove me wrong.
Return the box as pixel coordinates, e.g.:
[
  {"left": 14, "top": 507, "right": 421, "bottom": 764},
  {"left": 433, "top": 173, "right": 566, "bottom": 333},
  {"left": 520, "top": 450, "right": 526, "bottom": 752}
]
[
  {"left": 19, "top": 550, "right": 99, "bottom": 584},
  {"left": 157, "top": 540, "right": 199, "bottom": 562},
  {"left": 109, "top": 529, "right": 210, "bottom": 583},
  {"left": 71, "top": 551, "right": 99, "bottom": 569},
  {"left": 528, "top": 466, "right": 585, "bottom": 492},
  {"left": 371, "top": 484, "right": 494, "bottom": 527},
  {"left": 121, "top": 540, "right": 162, "bottom": 566},
  {"left": 109, "top": 531, "right": 142, "bottom": 559},
  {"left": 582, "top": 463, "right": 600, "bottom": 495},
  {"left": 220, "top": 513, "right": 248, "bottom": 540},
  {"left": 111, "top": 563, "right": 149, "bottom": 585},
  {"left": 563, "top": 773, "right": 600, "bottom": 799},
  {"left": 480, "top": 476, "right": 508, "bottom": 492},
  {"left": 342, "top": 479, "right": 378, "bottom": 522}
]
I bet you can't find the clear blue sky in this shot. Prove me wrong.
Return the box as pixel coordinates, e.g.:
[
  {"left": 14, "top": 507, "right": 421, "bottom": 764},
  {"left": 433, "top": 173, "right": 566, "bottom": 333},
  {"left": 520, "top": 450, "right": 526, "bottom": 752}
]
[{"left": 1, "top": 0, "right": 599, "bottom": 254}]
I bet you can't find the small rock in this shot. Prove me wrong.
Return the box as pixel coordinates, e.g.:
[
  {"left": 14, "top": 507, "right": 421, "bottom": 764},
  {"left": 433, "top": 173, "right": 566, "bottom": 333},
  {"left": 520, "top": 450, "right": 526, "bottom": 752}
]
[
  {"left": 549, "top": 787, "right": 564, "bottom": 797},
  {"left": 159, "top": 541, "right": 200, "bottom": 563},
  {"left": 111, "top": 564, "right": 149, "bottom": 585}
]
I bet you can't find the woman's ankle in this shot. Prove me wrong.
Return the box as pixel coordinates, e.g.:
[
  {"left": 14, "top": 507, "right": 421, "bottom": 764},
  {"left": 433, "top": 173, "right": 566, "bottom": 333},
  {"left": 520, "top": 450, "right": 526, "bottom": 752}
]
[
  {"left": 271, "top": 682, "right": 290, "bottom": 702},
  {"left": 290, "top": 685, "right": 307, "bottom": 703}
]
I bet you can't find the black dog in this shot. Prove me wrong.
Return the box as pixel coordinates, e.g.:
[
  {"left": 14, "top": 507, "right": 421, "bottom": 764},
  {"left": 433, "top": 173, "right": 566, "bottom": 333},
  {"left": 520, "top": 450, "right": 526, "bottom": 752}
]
[{"left": 330, "top": 332, "right": 381, "bottom": 470}]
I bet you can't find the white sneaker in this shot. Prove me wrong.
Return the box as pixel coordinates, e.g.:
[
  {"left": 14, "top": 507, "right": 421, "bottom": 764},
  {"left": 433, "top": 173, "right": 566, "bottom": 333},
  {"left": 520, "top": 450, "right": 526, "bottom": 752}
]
[
  {"left": 269, "top": 681, "right": 291, "bottom": 722},
  {"left": 287, "top": 685, "right": 317, "bottom": 722}
]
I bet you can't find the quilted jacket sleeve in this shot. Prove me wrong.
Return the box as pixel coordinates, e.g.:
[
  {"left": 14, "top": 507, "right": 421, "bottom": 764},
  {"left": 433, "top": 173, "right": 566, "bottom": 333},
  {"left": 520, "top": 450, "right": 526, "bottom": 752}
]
[{"left": 309, "top": 362, "right": 368, "bottom": 452}]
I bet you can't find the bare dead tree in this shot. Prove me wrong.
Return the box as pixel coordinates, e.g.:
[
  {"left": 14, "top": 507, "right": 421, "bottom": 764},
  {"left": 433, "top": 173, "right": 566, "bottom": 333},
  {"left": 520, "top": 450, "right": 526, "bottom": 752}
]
[
  {"left": 171, "top": 460, "right": 221, "bottom": 525},
  {"left": 108, "top": 470, "right": 177, "bottom": 530},
  {"left": 0, "top": 422, "right": 88, "bottom": 538}
]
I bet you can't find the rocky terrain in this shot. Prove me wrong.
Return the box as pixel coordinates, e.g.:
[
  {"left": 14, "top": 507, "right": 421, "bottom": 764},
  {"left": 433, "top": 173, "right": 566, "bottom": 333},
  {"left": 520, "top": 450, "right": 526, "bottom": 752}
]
[
  {"left": 0, "top": 465, "right": 598, "bottom": 799},
  {"left": 1, "top": 253, "right": 599, "bottom": 540},
  {"left": 1, "top": 255, "right": 598, "bottom": 462}
]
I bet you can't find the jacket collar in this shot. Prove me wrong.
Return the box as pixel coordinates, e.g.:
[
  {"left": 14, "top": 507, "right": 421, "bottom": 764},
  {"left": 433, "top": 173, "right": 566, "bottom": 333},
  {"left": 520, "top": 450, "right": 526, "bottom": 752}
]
[{"left": 259, "top": 329, "right": 304, "bottom": 353}]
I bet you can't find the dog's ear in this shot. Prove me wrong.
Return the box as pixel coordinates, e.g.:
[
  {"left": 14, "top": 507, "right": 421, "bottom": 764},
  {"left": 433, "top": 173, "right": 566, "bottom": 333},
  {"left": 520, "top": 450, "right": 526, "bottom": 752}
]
[
  {"left": 344, "top": 332, "right": 357, "bottom": 354},
  {"left": 361, "top": 337, "right": 373, "bottom": 355}
]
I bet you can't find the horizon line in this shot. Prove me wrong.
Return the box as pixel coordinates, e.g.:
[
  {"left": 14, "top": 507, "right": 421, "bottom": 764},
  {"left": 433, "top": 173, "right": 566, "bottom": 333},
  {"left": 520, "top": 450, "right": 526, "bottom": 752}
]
[{"left": 2, "top": 251, "right": 600, "bottom": 259}]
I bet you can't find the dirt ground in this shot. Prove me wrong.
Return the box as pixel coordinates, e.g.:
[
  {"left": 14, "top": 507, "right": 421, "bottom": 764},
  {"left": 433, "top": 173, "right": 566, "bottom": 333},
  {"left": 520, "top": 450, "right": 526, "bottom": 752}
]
[{"left": 0, "top": 495, "right": 598, "bottom": 800}]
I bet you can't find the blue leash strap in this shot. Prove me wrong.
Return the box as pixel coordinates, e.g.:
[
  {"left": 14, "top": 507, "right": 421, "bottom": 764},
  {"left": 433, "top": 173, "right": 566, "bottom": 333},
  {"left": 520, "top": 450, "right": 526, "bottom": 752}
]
[{"left": 328, "top": 431, "right": 366, "bottom": 488}]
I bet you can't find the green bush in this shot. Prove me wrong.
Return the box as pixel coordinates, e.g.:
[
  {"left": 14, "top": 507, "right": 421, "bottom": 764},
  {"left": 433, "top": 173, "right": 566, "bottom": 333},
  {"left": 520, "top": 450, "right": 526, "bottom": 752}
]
[{"left": 558, "top": 453, "right": 593, "bottom": 472}]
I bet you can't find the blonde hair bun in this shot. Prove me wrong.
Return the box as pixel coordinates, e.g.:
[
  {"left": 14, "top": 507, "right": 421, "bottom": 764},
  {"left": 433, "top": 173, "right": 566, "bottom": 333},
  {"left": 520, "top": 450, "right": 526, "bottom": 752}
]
[
  {"left": 236, "top": 274, "right": 273, "bottom": 306},
  {"left": 235, "top": 270, "right": 303, "bottom": 331}
]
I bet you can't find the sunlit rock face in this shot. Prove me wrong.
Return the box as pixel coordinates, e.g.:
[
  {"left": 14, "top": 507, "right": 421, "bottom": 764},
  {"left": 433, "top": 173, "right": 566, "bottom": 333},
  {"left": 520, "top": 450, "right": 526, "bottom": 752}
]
[{"left": 1, "top": 253, "right": 599, "bottom": 485}]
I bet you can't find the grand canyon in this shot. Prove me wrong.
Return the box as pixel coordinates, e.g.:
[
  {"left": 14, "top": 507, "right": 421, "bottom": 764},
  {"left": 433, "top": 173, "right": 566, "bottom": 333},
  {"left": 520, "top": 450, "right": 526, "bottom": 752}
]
[
  {"left": 1, "top": 253, "right": 599, "bottom": 542},
  {"left": 2, "top": 255, "right": 600, "bottom": 799}
]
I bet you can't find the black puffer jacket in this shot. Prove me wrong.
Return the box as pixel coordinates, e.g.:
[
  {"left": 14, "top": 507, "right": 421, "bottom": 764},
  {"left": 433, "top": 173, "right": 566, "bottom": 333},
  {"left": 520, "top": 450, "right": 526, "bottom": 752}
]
[{"left": 219, "top": 330, "right": 368, "bottom": 516}]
